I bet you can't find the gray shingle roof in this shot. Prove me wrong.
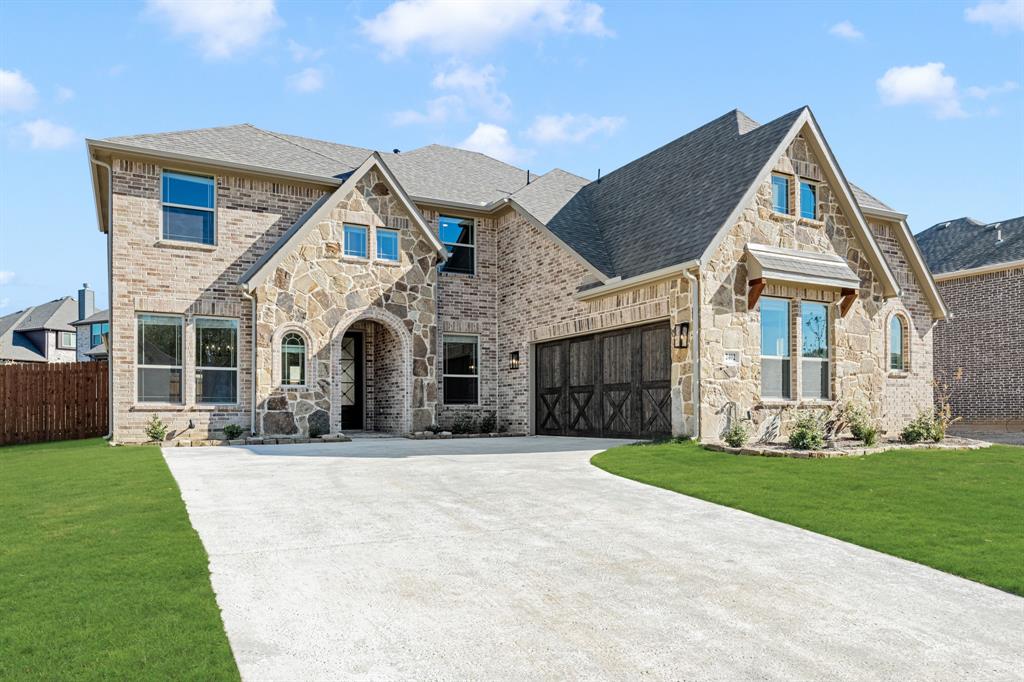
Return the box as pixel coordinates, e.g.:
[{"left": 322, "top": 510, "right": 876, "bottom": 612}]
[
  {"left": 849, "top": 183, "right": 895, "bottom": 214},
  {"left": 14, "top": 297, "right": 78, "bottom": 332},
  {"left": 71, "top": 308, "right": 109, "bottom": 326},
  {"left": 915, "top": 216, "right": 1024, "bottom": 274},
  {"left": 0, "top": 298, "right": 78, "bottom": 362}
]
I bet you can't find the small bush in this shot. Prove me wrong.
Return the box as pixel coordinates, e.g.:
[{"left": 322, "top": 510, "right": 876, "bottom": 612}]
[
  {"left": 723, "top": 422, "right": 748, "bottom": 448},
  {"left": 900, "top": 412, "right": 934, "bottom": 444},
  {"left": 222, "top": 424, "right": 244, "bottom": 440},
  {"left": 426, "top": 423, "right": 442, "bottom": 434},
  {"left": 788, "top": 414, "right": 825, "bottom": 450},
  {"left": 858, "top": 426, "right": 879, "bottom": 446},
  {"left": 308, "top": 422, "right": 325, "bottom": 439},
  {"left": 145, "top": 414, "right": 168, "bottom": 443},
  {"left": 842, "top": 401, "right": 878, "bottom": 445},
  {"left": 479, "top": 411, "right": 497, "bottom": 434},
  {"left": 451, "top": 413, "right": 477, "bottom": 435}
]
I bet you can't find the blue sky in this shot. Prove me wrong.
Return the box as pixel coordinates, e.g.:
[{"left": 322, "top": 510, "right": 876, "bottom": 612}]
[{"left": 1, "top": 0, "right": 1022, "bottom": 314}]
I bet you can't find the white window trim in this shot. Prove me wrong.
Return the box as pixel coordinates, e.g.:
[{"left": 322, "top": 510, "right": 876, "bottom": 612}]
[
  {"left": 442, "top": 333, "right": 480, "bottom": 406},
  {"left": 770, "top": 174, "right": 793, "bottom": 216},
  {"left": 799, "top": 178, "right": 819, "bottom": 221},
  {"left": 376, "top": 227, "right": 401, "bottom": 262},
  {"left": 160, "top": 169, "right": 217, "bottom": 246},
  {"left": 273, "top": 325, "right": 314, "bottom": 389},
  {"left": 888, "top": 312, "right": 910, "bottom": 374},
  {"left": 57, "top": 331, "right": 76, "bottom": 349},
  {"left": 343, "top": 223, "right": 370, "bottom": 260},
  {"left": 194, "top": 316, "right": 240, "bottom": 406},
  {"left": 759, "top": 297, "right": 793, "bottom": 401},
  {"left": 136, "top": 313, "right": 185, "bottom": 405},
  {"left": 439, "top": 215, "right": 477, "bottom": 276}
]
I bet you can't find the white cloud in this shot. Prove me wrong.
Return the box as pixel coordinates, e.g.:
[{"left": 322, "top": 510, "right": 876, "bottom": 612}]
[
  {"left": 56, "top": 86, "right": 75, "bottom": 102},
  {"left": 0, "top": 69, "right": 37, "bottom": 111},
  {"left": 392, "top": 95, "right": 464, "bottom": 125},
  {"left": 828, "top": 20, "right": 863, "bottom": 39},
  {"left": 146, "top": 0, "right": 281, "bottom": 59},
  {"left": 525, "top": 113, "right": 624, "bottom": 143},
  {"left": 0, "top": 271, "right": 14, "bottom": 285},
  {"left": 965, "top": 0, "right": 1024, "bottom": 31},
  {"left": 287, "top": 67, "right": 324, "bottom": 93},
  {"left": 20, "top": 119, "right": 77, "bottom": 150},
  {"left": 459, "top": 123, "right": 527, "bottom": 164},
  {"left": 877, "top": 63, "right": 966, "bottom": 119},
  {"left": 966, "top": 80, "right": 1020, "bottom": 98},
  {"left": 287, "top": 39, "right": 325, "bottom": 62},
  {"left": 432, "top": 64, "right": 511, "bottom": 119},
  {"left": 361, "top": 0, "right": 611, "bottom": 59}
]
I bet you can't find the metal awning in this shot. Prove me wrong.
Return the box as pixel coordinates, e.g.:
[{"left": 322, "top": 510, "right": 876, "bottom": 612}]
[{"left": 745, "top": 243, "right": 861, "bottom": 316}]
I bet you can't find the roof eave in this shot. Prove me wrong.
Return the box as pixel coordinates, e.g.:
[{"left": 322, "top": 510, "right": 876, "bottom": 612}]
[{"left": 931, "top": 257, "right": 1024, "bottom": 282}]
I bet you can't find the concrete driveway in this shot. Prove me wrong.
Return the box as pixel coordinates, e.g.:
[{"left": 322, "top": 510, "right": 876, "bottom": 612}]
[{"left": 163, "top": 437, "right": 1023, "bottom": 681}]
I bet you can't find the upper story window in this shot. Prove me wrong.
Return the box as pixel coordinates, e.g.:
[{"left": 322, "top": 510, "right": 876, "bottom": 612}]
[
  {"left": 137, "top": 314, "right": 182, "bottom": 403},
  {"left": 343, "top": 224, "right": 368, "bottom": 258},
  {"left": 890, "top": 315, "right": 906, "bottom": 371},
  {"left": 760, "top": 297, "right": 790, "bottom": 399},
  {"left": 90, "top": 322, "right": 109, "bottom": 348},
  {"left": 58, "top": 331, "right": 76, "bottom": 349},
  {"left": 377, "top": 228, "right": 400, "bottom": 262},
  {"left": 195, "top": 318, "right": 238, "bottom": 404},
  {"left": 439, "top": 215, "right": 475, "bottom": 275},
  {"left": 281, "top": 332, "right": 306, "bottom": 386},
  {"left": 800, "top": 302, "right": 829, "bottom": 399},
  {"left": 771, "top": 175, "right": 790, "bottom": 214},
  {"left": 800, "top": 181, "right": 817, "bottom": 220},
  {"left": 162, "top": 171, "right": 215, "bottom": 245},
  {"left": 443, "top": 334, "right": 479, "bottom": 404}
]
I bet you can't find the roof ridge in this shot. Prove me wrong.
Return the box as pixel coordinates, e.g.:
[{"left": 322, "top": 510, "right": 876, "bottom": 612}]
[
  {"left": 106, "top": 122, "right": 253, "bottom": 142},
  {"left": 254, "top": 126, "right": 368, "bottom": 168}
]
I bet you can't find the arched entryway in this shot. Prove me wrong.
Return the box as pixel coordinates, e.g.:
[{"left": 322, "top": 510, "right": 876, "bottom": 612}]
[{"left": 330, "top": 308, "right": 413, "bottom": 434}]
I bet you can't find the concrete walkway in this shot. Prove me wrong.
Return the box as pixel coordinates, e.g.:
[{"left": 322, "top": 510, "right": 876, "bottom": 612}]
[{"left": 163, "top": 437, "right": 1024, "bottom": 681}]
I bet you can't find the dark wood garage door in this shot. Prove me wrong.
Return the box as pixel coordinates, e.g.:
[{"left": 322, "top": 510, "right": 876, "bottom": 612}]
[{"left": 535, "top": 322, "right": 672, "bottom": 439}]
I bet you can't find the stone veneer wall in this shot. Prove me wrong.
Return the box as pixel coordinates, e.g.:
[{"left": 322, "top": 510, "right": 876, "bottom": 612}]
[
  {"left": 254, "top": 169, "right": 438, "bottom": 435},
  {"left": 109, "top": 157, "right": 327, "bottom": 442},
  {"left": 699, "top": 134, "right": 934, "bottom": 440},
  {"left": 933, "top": 267, "right": 1024, "bottom": 424}
]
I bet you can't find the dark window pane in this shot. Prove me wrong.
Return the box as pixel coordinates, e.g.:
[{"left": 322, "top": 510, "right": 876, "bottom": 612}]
[
  {"left": 162, "top": 171, "right": 214, "bottom": 208},
  {"left": 801, "top": 302, "right": 828, "bottom": 358},
  {"left": 800, "top": 181, "right": 817, "bottom": 219},
  {"left": 196, "top": 369, "right": 237, "bottom": 403},
  {"left": 196, "top": 319, "right": 237, "bottom": 368},
  {"left": 444, "top": 377, "right": 478, "bottom": 405},
  {"left": 138, "top": 315, "right": 181, "bottom": 366},
  {"left": 772, "top": 176, "right": 789, "bottom": 213},
  {"left": 760, "top": 298, "right": 789, "bottom": 357},
  {"left": 377, "top": 228, "right": 399, "bottom": 261},
  {"left": 443, "top": 245, "right": 474, "bottom": 274},
  {"left": 444, "top": 336, "right": 477, "bottom": 375},
  {"left": 138, "top": 367, "right": 182, "bottom": 403},
  {"left": 762, "top": 358, "right": 791, "bottom": 399},
  {"left": 163, "top": 206, "right": 214, "bottom": 244}
]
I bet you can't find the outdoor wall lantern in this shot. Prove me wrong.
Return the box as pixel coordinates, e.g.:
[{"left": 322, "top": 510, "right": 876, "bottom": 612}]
[
  {"left": 673, "top": 322, "right": 690, "bottom": 349},
  {"left": 509, "top": 351, "right": 520, "bottom": 370}
]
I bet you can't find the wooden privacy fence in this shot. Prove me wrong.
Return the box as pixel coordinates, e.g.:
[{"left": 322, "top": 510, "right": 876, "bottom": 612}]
[{"left": 0, "top": 361, "right": 108, "bottom": 445}]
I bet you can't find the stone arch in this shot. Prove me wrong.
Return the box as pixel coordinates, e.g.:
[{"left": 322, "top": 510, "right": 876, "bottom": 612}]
[
  {"left": 271, "top": 322, "right": 316, "bottom": 388},
  {"left": 329, "top": 306, "right": 414, "bottom": 433}
]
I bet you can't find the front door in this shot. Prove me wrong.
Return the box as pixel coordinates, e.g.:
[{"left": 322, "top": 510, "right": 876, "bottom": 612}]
[{"left": 340, "top": 331, "right": 364, "bottom": 430}]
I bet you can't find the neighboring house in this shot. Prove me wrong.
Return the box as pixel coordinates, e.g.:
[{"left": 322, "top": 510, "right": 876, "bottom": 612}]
[
  {"left": 915, "top": 216, "right": 1023, "bottom": 427},
  {"left": 69, "top": 282, "right": 110, "bottom": 362},
  {"left": 86, "top": 106, "right": 946, "bottom": 443},
  {"left": 0, "top": 297, "right": 79, "bottom": 364}
]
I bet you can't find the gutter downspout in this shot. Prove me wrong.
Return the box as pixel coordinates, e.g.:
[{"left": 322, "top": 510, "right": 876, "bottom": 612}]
[
  {"left": 90, "top": 157, "right": 114, "bottom": 440},
  {"left": 683, "top": 266, "right": 701, "bottom": 441},
  {"left": 240, "top": 288, "right": 258, "bottom": 436}
]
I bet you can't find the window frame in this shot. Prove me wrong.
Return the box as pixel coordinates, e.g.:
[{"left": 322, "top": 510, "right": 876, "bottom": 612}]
[
  {"left": 376, "top": 227, "right": 400, "bottom": 262},
  {"left": 194, "top": 317, "right": 239, "bottom": 406},
  {"left": 90, "top": 322, "right": 109, "bottom": 349},
  {"left": 438, "top": 215, "right": 476, "bottom": 276},
  {"left": 343, "top": 223, "right": 369, "bottom": 259},
  {"left": 800, "top": 300, "right": 831, "bottom": 401},
  {"left": 771, "top": 174, "right": 791, "bottom": 215},
  {"left": 759, "top": 297, "right": 792, "bottom": 400},
  {"left": 280, "top": 330, "right": 308, "bottom": 388},
  {"left": 160, "top": 169, "right": 217, "bottom": 246},
  {"left": 136, "top": 313, "right": 184, "bottom": 405},
  {"left": 57, "top": 331, "right": 76, "bottom": 349},
  {"left": 799, "top": 179, "right": 818, "bottom": 220},
  {"left": 889, "top": 314, "right": 908, "bottom": 373},
  {"left": 442, "top": 333, "right": 480, "bottom": 406}
]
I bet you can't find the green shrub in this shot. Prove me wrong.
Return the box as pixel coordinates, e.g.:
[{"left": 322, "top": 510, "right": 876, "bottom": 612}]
[
  {"left": 222, "top": 424, "right": 244, "bottom": 440},
  {"left": 858, "top": 426, "right": 879, "bottom": 446},
  {"left": 145, "top": 414, "right": 168, "bottom": 443},
  {"left": 451, "top": 413, "right": 477, "bottom": 434},
  {"left": 900, "top": 412, "right": 934, "bottom": 444},
  {"left": 723, "top": 422, "right": 748, "bottom": 448},
  {"left": 308, "top": 421, "right": 325, "bottom": 439},
  {"left": 479, "top": 411, "right": 497, "bottom": 434},
  {"left": 788, "top": 414, "right": 825, "bottom": 450},
  {"left": 842, "top": 401, "right": 878, "bottom": 445}
]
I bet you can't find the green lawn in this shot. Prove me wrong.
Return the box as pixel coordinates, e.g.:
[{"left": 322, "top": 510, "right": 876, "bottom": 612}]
[
  {"left": 592, "top": 441, "right": 1024, "bottom": 595},
  {"left": 0, "top": 439, "right": 239, "bottom": 681}
]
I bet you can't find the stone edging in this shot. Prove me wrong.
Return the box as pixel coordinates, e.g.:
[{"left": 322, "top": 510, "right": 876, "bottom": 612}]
[
  {"left": 703, "top": 437, "right": 991, "bottom": 459},
  {"left": 409, "top": 432, "right": 528, "bottom": 440}
]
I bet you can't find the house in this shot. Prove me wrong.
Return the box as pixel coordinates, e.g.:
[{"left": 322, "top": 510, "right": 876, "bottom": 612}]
[
  {"left": 0, "top": 297, "right": 79, "bottom": 364},
  {"left": 914, "top": 216, "right": 1023, "bottom": 427},
  {"left": 85, "top": 106, "right": 946, "bottom": 443},
  {"left": 68, "top": 282, "right": 110, "bottom": 362}
]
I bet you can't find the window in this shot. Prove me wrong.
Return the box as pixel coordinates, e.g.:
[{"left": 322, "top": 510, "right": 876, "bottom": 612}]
[
  {"left": 58, "top": 331, "right": 76, "bottom": 349},
  {"left": 137, "top": 314, "right": 182, "bottom": 403},
  {"left": 162, "top": 171, "right": 215, "bottom": 244},
  {"left": 443, "top": 335, "right": 478, "bottom": 404},
  {"left": 439, "top": 215, "right": 475, "bottom": 275},
  {"left": 376, "top": 228, "right": 400, "bottom": 262},
  {"left": 90, "top": 322, "right": 109, "bottom": 348},
  {"left": 195, "top": 318, "right": 238, "bottom": 404},
  {"left": 760, "top": 298, "right": 790, "bottom": 399},
  {"left": 281, "top": 332, "right": 306, "bottom": 386},
  {"left": 801, "top": 302, "right": 829, "bottom": 399},
  {"left": 343, "top": 224, "right": 368, "bottom": 258},
  {"left": 800, "top": 181, "right": 817, "bottom": 220},
  {"left": 890, "top": 316, "right": 906, "bottom": 371},
  {"left": 771, "top": 175, "right": 790, "bottom": 214}
]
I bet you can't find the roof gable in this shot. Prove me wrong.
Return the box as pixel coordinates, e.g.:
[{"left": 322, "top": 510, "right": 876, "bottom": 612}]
[{"left": 915, "top": 216, "right": 1024, "bottom": 274}]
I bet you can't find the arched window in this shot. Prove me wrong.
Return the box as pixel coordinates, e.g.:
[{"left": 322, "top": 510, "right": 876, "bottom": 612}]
[
  {"left": 281, "top": 332, "right": 306, "bottom": 385},
  {"left": 890, "top": 315, "right": 907, "bottom": 371}
]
